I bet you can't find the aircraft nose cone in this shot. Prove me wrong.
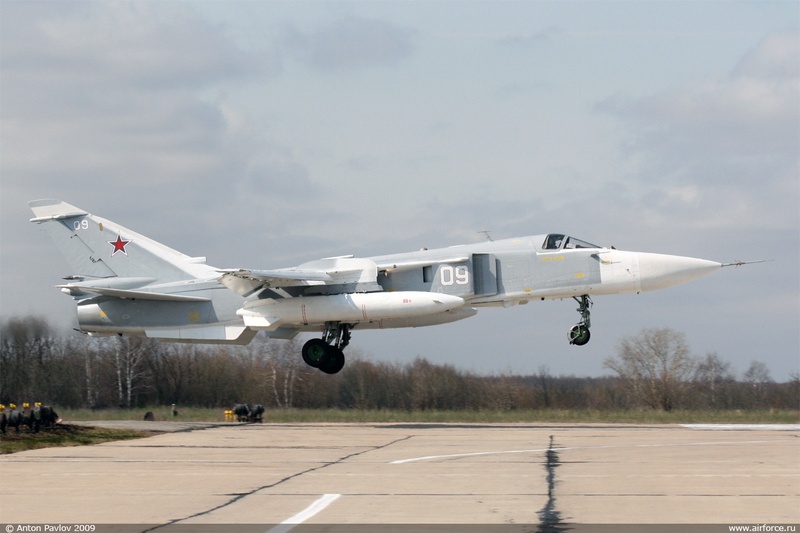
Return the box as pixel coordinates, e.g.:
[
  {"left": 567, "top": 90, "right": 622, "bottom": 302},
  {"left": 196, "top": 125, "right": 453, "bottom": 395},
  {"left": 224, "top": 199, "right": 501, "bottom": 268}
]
[{"left": 638, "top": 252, "right": 721, "bottom": 292}]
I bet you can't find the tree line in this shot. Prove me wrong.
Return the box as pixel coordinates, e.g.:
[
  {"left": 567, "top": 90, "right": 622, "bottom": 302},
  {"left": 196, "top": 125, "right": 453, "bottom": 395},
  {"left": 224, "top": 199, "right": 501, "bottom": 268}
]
[{"left": 1, "top": 317, "right": 797, "bottom": 412}]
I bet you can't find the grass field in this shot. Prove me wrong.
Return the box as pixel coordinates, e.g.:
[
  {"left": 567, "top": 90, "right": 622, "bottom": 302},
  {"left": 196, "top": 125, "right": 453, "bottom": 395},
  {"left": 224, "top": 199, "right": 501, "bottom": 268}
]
[
  {"left": 57, "top": 406, "right": 800, "bottom": 424},
  {"left": 0, "top": 424, "right": 152, "bottom": 454},
  {"left": 2, "top": 407, "right": 796, "bottom": 455}
]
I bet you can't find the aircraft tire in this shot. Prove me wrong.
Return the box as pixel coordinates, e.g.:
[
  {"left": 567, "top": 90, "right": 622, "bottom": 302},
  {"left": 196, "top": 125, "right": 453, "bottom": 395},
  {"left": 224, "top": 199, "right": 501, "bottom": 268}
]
[
  {"left": 569, "top": 324, "right": 591, "bottom": 346},
  {"left": 319, "top": 347, "right": 345, "bottom": 375},
  {"left": 302, "top": 338, "right": 329, "bottom": 368}
]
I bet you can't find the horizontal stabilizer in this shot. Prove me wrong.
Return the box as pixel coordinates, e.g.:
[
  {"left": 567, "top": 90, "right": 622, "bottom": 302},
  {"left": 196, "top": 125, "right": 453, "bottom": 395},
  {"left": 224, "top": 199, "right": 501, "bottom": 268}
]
[{"left": 58, "top": 284, "right": 209, "bottom": 302}]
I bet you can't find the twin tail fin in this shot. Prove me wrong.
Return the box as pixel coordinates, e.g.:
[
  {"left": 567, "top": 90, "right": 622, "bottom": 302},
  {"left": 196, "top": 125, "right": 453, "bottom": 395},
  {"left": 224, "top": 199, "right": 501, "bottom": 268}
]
[{"left": 29, "top": 199, "right": 216, "bottom": 283}]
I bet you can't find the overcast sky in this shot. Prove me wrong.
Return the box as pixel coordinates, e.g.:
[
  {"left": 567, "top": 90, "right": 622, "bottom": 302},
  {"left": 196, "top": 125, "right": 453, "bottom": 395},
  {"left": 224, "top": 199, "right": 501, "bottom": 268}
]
[{"left": 1, "top": 1, "right": 798, "bottom": 380}]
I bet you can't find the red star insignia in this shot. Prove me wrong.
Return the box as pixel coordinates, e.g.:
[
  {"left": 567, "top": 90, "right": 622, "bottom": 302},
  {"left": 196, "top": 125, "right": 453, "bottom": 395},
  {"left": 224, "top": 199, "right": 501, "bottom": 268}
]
[{"left": 109, "top": 234, "right": 131, "bottom": 256}]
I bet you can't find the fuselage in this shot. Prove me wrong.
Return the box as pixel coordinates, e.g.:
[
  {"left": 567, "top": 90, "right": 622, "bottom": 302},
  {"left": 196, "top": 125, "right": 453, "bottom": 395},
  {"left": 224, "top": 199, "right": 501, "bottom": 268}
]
[
  {"left": 370, "top": 234, "right": 720, "bottom": 305},
  {"left": 72, "top": 232, "right": 720, "bottom": 339},
  {"left": 27, "top": 198, "right": 736, "bottom": 373}
]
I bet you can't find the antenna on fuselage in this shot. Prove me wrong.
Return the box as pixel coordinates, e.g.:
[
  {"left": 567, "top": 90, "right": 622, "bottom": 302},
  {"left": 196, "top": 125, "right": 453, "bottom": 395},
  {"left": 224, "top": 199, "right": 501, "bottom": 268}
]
[{"left": 478, "top": 230, "right": 494, "bottom": 242}]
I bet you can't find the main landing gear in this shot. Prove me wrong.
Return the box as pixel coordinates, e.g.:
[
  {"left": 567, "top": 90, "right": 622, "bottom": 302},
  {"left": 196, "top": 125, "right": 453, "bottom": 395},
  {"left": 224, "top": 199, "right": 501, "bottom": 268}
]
[
  {"left": 302, "top": 322, "right": 351, "bottom": 374},
  {"left": 568, "top": 295, "right": 592, "bottom": 346}
]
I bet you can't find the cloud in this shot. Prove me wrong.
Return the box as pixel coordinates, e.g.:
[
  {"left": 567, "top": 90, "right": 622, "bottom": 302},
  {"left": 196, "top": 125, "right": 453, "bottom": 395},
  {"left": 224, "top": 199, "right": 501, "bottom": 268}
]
[
  {"left": 594, "top": 31, "right": 799, "bottom": 232},
  {"left": 0, "top": 2, "right": 286, "bottom": 206},
  {"left": 0, "top": 1, "right": 334, "bottom": 279},
  {"left": 281, "top": 16, "right": 415, "bottom": 70},
  {"left": 598, "top": 32, "right": 798, "bottom": 159},
  {"left": 1, "top": 2, "right": 269, "bottom": 94},
  {"left": 494, "top": 27, "right": 558, "bottom": 49},
  {"left": 732, "top": 32, "right": 799, "bottom": 80}
]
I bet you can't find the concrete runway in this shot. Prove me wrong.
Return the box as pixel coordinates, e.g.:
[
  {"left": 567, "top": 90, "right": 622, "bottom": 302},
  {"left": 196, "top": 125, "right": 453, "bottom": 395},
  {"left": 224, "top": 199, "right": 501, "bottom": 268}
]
[{"left": 1, "top": 422, "right": 798, "bottom": 530}]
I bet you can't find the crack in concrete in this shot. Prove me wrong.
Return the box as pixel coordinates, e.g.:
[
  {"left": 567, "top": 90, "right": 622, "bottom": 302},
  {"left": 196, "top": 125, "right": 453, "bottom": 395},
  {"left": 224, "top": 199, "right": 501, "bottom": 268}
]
[{"left": 142, "top": 435, "right": 414, "bottom": 532}]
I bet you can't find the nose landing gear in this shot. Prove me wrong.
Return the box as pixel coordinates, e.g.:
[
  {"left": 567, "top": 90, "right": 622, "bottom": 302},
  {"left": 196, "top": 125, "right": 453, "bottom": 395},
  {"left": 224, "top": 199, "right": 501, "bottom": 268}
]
[
  {"left": 568, "top": 295, "right": 592, "bottom": 346},
  {"left": 301, "top": 322, "right": 351, "bottom": 374}
]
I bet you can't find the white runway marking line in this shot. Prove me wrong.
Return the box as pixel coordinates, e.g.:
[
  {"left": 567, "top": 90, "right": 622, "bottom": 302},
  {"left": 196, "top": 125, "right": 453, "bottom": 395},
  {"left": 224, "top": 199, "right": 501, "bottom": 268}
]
[
  {"left": 266, "top": 493, "right": 341, "bottom": 533},
  {"left": 390, "top": 447, "right": 550, "bottom": 464},
  {"left": 682, "top": 424, "right": 800, "bottom": 431},
  {"left": 390, "top": 440, "right": 788, "bottom": 464}
]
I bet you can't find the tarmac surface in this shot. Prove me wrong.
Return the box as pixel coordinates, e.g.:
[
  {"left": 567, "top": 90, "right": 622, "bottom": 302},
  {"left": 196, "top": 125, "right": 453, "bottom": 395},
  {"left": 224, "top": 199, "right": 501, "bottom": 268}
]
[{"left": 1, "top": 422, "right": 798, "bottom": 531}]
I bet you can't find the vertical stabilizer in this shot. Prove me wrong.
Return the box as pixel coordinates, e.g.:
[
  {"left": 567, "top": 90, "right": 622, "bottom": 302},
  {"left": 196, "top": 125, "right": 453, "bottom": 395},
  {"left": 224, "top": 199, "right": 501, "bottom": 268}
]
[{"left": 29, "top": 199, "right": 215, "bottom": 282}]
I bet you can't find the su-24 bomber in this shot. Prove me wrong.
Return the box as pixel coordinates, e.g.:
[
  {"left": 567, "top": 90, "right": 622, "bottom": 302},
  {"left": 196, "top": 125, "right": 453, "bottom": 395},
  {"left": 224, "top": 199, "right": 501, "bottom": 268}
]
[{"left": 29, "top": 199, "right": 762, "bottom": 375}]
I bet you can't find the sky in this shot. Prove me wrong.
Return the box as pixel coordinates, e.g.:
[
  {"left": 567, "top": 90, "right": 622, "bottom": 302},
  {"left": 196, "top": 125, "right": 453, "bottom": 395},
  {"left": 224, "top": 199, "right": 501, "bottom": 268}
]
[{"left": 1, "top": 1, "right": 798, "bottom": 380}]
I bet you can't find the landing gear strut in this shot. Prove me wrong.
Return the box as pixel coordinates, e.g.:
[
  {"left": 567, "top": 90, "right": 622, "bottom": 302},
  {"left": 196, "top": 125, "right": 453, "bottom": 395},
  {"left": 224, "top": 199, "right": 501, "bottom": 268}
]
[
  {"left": 568, "top": 295, "right": 592, "bottom": 346},
  {"left": 302, "top": 322, "right": 351, "bottom": 374}
]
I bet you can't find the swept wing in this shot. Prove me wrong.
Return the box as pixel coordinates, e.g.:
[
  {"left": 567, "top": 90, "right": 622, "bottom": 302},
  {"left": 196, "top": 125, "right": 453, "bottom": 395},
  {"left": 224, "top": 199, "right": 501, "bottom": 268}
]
[{"left": 219, "top": 257, "right": 381, "bottom": 296}]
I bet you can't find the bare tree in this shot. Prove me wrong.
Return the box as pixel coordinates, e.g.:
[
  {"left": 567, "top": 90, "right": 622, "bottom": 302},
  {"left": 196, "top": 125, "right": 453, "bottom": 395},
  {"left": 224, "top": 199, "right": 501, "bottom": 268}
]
[
  {"left": 603, "top": 328, "right": 697, "bottom": 411},
  {"left": 0, "top": 316, "right": 54, "bottom": 402},
  {"left": 694, "top": 352, "right": 735, "bottom": 408},
  {"left": 266, "top": 338, "right": 302, "bottom": 408},
  {"left": 112, "top": 337, "right": 151, "bottom": 408},
  {"left": 3, "top": 314, "right": 794, "bottom": 411},
  {"left": 535, "top": 365, "right": 554, "bottom": 408},
  {"left": 82, "top": 338, "right": 98, "bottom": 409},
  {"left": 743, "top": 360, "right": 773, "bottom": 408}
]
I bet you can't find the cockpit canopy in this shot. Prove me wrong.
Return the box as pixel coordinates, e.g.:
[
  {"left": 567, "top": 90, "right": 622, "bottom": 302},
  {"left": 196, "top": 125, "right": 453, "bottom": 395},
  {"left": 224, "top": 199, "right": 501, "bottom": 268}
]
[{"left": 542, "top": 234, "right": 600, "bottom": 250}]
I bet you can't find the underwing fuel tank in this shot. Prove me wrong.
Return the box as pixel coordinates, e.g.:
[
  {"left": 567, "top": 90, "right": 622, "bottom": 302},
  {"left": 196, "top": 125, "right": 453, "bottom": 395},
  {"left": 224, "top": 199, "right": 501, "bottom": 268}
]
[{"left": 237, "top": 291, "right": 465, "bottom": 330}]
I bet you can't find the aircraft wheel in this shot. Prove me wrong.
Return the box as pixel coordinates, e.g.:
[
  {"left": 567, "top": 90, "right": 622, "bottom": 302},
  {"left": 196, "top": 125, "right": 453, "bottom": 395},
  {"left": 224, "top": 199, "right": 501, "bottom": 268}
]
[
  {"left": 569, "top": 324, "right": 591, "bottom": 346},
  {"left": 319, "top": 347, "right": 345, "bottom": 375},
  {"left": 302, "top": 338, "right": 329, "bottom": 368}
]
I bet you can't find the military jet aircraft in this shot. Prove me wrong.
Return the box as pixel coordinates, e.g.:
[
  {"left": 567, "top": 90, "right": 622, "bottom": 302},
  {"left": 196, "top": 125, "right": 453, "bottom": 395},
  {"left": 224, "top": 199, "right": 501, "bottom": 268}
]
[{"left": 29, "top": 198, "right": 754, "bottom": 374}]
